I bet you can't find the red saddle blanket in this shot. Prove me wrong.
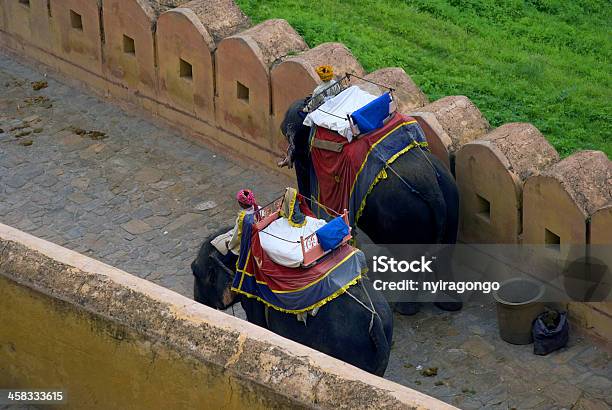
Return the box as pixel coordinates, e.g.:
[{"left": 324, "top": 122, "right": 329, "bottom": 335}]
[
  {"left": 310, "top": 112, "right": 419, "bottom": 218},
  {"left": 231, "top": 206, "right": 366, "bottom": 313}
]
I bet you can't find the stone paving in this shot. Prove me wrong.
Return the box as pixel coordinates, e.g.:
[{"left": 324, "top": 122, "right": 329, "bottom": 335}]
[
  {"left": 1, "top": 52, "right": 610, "bottom": 409},
  {"left": 0, "top": 53, "right": 287, "bottom": 298},
  {"left": 386, "top": 304, "right": 611, "bottom": 409}
]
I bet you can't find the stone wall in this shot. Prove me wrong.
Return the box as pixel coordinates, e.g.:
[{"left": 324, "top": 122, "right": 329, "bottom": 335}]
[
  {"left": 521, "top": 151, "right": 611, "bottom": 340},
  {"left": 0, "top": 223, "right": 454, "bottom": 409},
  {"left": 215, "top": 19, "right": 307, "bottom": 150},
  {"left": 455, "top": 123, "right": 559, "bottom": 244},
  {"left": 0, "top": 0, "right": 435, "bottom": 168},
  {"left": 0, "top": 0, "right": 609, "bottom": 343},
  {"left": 156, "top": 0, "right": 249, "bottom": 122}
]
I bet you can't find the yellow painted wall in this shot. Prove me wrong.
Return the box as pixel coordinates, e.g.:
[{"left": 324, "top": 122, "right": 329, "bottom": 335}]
[
  {"left": 0, "top": 224, "right": 452, "bottom": 410},
  {"left": 567, "top": 302, "right": 612, "bottom": 342},
  {"left": 0, "top": 276, "right": 306, "bottom": 410}
]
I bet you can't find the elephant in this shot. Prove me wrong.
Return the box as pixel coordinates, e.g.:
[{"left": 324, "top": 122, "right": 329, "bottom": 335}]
[
  {"left": 279, "top": 98, "right": 462, "bottom": 315},
  {"left": 192, "top": 226, "right": 394, "bottom": 376}
]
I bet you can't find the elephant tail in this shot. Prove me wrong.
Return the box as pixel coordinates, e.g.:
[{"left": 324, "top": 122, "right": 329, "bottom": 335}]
[
  {"left": 359, "top": 279, "right": 391, "bottom": 376},
  {"left": 349, "top": 282, "right": 391, "bottom": 376},
  {"left": 368, "top": 312, "right": 391, "bottom": 376}
]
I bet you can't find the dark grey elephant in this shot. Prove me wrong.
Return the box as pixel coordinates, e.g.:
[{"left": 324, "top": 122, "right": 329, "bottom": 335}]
[
  {"left": 279, "top": 99, "right": 462, "bottom": 314},
  {"left": 192, "top": 226, "right": 394, "bottom": 376}
]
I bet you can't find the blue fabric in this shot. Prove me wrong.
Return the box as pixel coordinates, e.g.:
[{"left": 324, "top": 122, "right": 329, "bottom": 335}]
[
  {"left": 533, "top": 311, "right": 569, "bottom": 355},
  {"left": 316, "top": 216, "right": 349, "bottom": 251},
  {"left": 232, "top": 248, "right": 365, "bottom": 313},
  {"left": 351, "top": 93, "right": 392, "bottom": 134},
  {"left": 236, "top": 212, "right": 254, "bottom": 271}
]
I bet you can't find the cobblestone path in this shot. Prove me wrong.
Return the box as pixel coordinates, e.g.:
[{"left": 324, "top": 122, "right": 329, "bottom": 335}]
[
  {"left": 0, "top": 53, "right": 287, "bottom": 297},
  {"left": 1, "top": 52, "right": 610, "bottom": 410}
]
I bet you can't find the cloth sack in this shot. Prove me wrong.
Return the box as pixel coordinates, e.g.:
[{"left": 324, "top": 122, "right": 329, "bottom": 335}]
[
  {"left": 259, "top": 216, "right": 327, "bottom": 268},
  {"left": 211, "top": 229, "right": 233, "bottom": 255},
  {"left": 316, "top": 216, "right": 349, "bottom": 251},
  {"left": 304, "top": 85, "right": 377, "bottom": 141},
  {"left": 351, "top": 92, "right": 392, "bottom": 134},
  {"left": 532, "top": 310, "right": 569, "bottom": 355}
]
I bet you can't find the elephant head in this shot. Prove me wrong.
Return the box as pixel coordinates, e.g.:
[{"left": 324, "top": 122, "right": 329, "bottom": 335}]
[
  {"left": 192, "top": 227, "right": 238, "bottom": 310},
  {"left": 278, "top": 98, "right": 313, "bottom": 199},
  {"left": 278, "top": 98, "right": 311, "bottom": 169}
]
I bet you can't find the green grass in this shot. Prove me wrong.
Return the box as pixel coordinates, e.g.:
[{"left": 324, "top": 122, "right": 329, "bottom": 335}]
[{"left": 237, "top": 0, "right": 611, "bottom": 157}]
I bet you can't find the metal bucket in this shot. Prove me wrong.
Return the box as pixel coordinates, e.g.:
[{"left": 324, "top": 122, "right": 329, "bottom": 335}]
[{"left": 493, "top": 278, "right": 545, "bottom": 344}]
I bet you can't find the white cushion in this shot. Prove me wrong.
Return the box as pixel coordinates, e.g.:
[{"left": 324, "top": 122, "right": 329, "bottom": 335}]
[
  {"left": 258, "top": 216, "right": 327, "bottom": 268},
  {"left": 303, "top": 85, "right": 377, "bottom": 141}
]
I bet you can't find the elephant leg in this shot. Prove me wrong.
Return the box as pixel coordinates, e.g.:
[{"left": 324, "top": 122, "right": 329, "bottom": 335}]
[
  {"left": 368, "top": 312, "right": 390, "bottom": 376},
  {"left": 434, "top": 301, "right": 463, "bottom": 311},
  {"left": 432, "top": 165, "right": 463, "bottom": 312},
  {"left": 393, "top": 302, "right": 421, "bottom": 315},
  {"left": 240, "top": 298, "right": 268, "bottom": 328},
  {"left": 431, "top": 245, "right": 463, "bottom": 312}
]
